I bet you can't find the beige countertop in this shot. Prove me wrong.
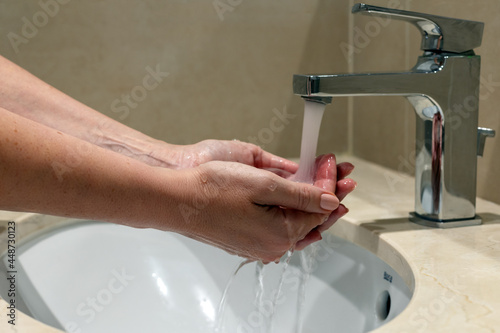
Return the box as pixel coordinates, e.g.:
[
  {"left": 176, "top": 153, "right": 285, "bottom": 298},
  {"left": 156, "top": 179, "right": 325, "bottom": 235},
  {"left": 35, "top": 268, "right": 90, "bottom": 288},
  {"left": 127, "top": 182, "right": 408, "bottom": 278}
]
[{"left": 1, "top": 156, "right": 499, "bottom": 332}]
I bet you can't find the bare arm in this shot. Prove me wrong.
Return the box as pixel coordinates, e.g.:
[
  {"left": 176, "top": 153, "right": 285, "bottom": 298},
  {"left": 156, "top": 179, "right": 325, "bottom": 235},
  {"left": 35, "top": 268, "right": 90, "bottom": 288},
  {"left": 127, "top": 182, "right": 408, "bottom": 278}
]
[
  {"left": 0, "top": 106, "right": 178, "bottom": 223},
  {"left": 0, "top": 55, "right": 180, "bottom": 167},
  {"left": 0, "top": 55, "right": 299, "bottom": 172}
]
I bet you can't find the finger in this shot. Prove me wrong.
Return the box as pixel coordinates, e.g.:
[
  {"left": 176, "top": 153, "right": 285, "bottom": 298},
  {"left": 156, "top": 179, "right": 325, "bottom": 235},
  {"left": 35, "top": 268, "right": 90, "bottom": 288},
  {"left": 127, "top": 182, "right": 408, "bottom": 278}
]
[
  {"left": 336, "top": 178, "right": 357, "bottom": 202},
  {"left": 295, "top": 205, "right": 349, "bottom": 250},
  {"left": 251, "top": 145, "right": 299, "bottom": 174},
  {"left": 314, "top": 154, "right": 337, "bottom": 193},
  {"left": 337, "top": 162, "right": 355, "bottom": 180},
  {"left": 256, "top": 176, "right": 339, "bottom": 214},
  {"left": 294, "top": 229, "right": 322, "bottom": 251},
  {"left": 317, "top": 204, "right": 349, "bottom": 233},
  {"left": 263, "top": 167, "right": 293, "bottom": 179}
]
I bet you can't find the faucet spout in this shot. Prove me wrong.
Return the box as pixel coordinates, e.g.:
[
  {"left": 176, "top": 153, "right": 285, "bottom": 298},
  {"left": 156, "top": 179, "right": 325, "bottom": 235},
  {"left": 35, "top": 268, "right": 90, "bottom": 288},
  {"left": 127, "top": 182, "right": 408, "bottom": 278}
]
[{"left": 294, "top": 54, "right": 466, "bottom": 100}]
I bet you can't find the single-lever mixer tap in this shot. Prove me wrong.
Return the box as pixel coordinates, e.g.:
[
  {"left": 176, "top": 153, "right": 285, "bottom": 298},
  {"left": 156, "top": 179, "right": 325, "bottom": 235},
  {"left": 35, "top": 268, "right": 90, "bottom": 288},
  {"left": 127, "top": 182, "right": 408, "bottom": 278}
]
[{"left": 293, "top": 3, "right": 496, "bottom": 228}]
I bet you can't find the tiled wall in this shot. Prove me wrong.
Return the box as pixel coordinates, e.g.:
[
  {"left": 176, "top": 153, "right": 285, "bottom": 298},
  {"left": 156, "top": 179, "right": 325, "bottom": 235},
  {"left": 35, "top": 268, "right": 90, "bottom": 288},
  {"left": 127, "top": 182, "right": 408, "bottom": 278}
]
[{"left": 350, "top": 0, "right": 500, "bottom": 204}]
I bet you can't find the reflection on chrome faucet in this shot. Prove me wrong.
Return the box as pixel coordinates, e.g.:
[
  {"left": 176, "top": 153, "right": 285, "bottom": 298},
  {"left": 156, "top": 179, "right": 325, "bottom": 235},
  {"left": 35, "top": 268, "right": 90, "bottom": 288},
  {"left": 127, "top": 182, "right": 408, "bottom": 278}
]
[{"left": 293, "top": 3, "right": 496, "bottom": 228}]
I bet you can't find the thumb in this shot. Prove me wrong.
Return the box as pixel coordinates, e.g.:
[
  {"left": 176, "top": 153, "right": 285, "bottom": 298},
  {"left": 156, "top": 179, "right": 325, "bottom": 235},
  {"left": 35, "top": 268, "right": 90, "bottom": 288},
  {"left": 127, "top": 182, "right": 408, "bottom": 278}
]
[{"left": 256, "top": 176, "right": 339, "bottom": 214}]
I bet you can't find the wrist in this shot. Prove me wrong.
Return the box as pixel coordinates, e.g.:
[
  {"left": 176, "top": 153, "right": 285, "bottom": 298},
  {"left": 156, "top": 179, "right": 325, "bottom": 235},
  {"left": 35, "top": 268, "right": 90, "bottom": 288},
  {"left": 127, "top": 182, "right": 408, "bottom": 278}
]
[
  {"left": 126, "top": 166, "right": 201, "bottom": 232},
  {"left": 92, "top": 123, "right": 181, "bottom": 168}
]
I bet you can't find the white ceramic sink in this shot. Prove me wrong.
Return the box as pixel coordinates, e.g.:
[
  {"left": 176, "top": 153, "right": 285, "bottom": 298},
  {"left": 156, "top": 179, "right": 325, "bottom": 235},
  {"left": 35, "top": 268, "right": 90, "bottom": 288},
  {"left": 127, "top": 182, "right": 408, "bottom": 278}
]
[{"left": 0, "top": 221, "right": 412, "bottom": 333}]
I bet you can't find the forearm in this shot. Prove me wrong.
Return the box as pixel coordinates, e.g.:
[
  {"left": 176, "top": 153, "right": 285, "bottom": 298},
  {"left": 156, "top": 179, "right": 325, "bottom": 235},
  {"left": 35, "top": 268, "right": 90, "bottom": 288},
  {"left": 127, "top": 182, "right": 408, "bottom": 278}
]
[
  {"left": 0, "top": 55, "right": 178, "bottom": 167},
  {"left": 0, "top": 107, "right": 189, "bottom": 230}
]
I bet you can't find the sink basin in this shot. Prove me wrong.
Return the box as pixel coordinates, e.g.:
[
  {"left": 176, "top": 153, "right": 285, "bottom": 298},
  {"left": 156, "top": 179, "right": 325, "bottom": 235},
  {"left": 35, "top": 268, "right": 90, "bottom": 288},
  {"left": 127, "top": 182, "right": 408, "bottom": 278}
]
[{"left": 0, "top": 220, "right": 412, "bottom": 332}]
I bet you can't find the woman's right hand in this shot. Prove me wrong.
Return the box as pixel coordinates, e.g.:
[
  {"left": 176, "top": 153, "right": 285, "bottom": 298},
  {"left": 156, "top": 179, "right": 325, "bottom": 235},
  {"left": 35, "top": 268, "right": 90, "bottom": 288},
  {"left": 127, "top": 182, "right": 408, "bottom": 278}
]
[{"left": 161, "top": 160, "right": 340, "bottom": 263}]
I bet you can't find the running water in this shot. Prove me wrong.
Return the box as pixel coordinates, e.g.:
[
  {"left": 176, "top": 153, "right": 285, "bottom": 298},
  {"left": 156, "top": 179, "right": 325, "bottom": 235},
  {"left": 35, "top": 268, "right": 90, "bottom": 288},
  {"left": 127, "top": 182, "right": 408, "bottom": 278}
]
[
  {"left": 265, "top": 100, "right": 327, "bottom": 332},
  {"left": 292, "top": 100, "right": 327, "bottom": 184},
  {"left": 254, "top": 261, "right": 266, "bottom": 315},
  {"left": 289, "top": 100, "right": 327, "bottom": 332},
  {"left": 215, "top": 100, "right": 328, "bottom": 333},
  {"left": 294, "top": 243, "right": 319, "bottom": 332},
  {"left": 214, "top": 259, "right": 252, "bottom": 332},
  {"left": 267, "top": 250, "right": 294, "bottom": 333}
]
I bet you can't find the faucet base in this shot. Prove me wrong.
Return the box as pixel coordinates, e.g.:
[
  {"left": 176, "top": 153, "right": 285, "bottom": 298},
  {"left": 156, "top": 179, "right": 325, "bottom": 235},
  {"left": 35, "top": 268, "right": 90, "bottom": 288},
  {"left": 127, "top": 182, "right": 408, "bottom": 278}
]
[{"left": 409, "top": 212, "right": 482, "bottom": 228}]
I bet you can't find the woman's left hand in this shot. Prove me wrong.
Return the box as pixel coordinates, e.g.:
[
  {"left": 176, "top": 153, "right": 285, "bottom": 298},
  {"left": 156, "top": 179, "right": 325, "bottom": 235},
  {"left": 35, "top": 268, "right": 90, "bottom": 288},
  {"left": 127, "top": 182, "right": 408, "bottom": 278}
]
[{"left": 156, "top": 139, "right": 299, "bottom": 173}]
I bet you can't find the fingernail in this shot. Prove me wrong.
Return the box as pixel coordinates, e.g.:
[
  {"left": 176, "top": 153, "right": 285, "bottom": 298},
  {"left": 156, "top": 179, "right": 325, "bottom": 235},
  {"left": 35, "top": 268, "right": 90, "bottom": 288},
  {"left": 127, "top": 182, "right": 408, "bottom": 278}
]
[{"left": 320, "top": 194, "right": 339, "bottom": 211}]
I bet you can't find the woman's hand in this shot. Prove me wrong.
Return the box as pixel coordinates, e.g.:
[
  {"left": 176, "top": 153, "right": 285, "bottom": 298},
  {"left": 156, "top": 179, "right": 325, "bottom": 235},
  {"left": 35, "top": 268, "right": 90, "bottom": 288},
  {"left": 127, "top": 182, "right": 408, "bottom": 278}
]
[
  {"left": 153, "top": 139, "right": 299, "bottom": 173},
  {"left": 166, "top": 160, "right": 340, "bottom": 263}
]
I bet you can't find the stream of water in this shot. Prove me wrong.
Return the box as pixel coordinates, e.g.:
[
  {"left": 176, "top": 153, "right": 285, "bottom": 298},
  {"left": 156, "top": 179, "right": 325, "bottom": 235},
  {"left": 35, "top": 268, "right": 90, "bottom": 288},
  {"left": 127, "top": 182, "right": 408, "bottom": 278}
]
[
  {"left": 215, "top": 100, "right": 327, "bottom": 333},
  {"left": 292, "top": 100, "right": 327, "bottom": 184}
]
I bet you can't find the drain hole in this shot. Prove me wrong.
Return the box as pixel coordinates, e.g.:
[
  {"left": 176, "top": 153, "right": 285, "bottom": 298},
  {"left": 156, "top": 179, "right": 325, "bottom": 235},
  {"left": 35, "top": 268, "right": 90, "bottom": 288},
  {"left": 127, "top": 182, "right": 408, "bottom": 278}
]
[{"left": 376, "top": 290, "right": 391, "bottom": 321}]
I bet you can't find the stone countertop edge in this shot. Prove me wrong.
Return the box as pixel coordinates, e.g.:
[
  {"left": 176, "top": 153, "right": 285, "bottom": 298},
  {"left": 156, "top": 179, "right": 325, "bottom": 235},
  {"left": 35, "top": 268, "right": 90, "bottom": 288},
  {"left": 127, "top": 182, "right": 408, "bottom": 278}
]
[{"left": 0, "top": 155, "right": 499, "bottom": 333}]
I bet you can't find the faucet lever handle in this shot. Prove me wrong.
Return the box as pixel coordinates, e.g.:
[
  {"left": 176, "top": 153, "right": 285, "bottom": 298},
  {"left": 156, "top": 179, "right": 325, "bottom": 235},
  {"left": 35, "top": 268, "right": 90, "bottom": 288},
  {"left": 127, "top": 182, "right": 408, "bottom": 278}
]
[{"left": 352, "top": 3, "right": 484, "bottom": 53}]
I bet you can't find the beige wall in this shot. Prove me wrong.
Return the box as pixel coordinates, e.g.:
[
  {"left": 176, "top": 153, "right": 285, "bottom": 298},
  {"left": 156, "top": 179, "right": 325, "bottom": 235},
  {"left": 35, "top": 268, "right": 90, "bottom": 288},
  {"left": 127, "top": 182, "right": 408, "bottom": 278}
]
[
  {"left": 349, "top": 0, "right": 500, "bottom": 204},
  {"left": 1, "top": 1, "right": 498, "bottom": 204},
  {"left": 0, "top": 0, "right": 349, "bottom": 159}
]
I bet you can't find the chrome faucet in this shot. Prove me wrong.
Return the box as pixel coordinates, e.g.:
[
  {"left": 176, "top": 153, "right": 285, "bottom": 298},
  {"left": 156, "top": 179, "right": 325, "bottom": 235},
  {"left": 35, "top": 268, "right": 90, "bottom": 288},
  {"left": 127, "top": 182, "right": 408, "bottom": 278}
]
[{"left": 293, "top": 3, "right": 496, "bottom": 228}]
